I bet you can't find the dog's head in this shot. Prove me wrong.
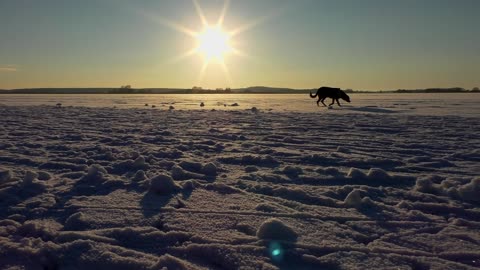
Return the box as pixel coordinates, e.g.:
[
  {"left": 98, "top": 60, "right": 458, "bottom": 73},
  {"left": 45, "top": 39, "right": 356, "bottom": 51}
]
[{"left": 341, "top": 92, "right": 351, "bottom": 102}]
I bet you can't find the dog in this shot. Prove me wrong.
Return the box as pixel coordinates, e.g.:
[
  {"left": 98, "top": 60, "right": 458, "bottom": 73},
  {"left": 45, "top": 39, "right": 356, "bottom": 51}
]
[{"left": 310, "top": 87, "right": 351, "bottom": 107}]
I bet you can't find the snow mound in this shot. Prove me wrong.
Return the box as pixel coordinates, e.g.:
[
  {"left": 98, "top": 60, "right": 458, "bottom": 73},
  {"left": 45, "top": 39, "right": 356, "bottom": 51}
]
[
  {"left": 64, "top": 212, "right": 91, "bottom": 230},
  {"left": 0, "top": 169, "right": 13, "bottom": 184},
  {"left": 256, "top": 218, "right": 298, "bottom": 242},
  {"left": 346, "top": 167, "right": 415, "bottom": 185},
  {"left": 37, "top": 171, "right": 52, "bottom": 180},
  {"left": 84, "top": 164, "right": 108, "bottom": 181},
  {"left": 457, "top": 177, "right": 480, "bottom": 203},
  {"left": 133, "top": 156, "right": 148, "bottom": 169},
  {"left": 415, "top": 177, "right": 440, "bottom": 194},
  {"left": 415, "top": 176, "right": 480, "bottom": 203},
  {"left": 202, "top": 162, "right": 217, "bottom": 176},
  {"left": 344, "top": 189, "right": 363, "bottom": 208},
  {"left": 179, "top": 160, "right": 202, "bottom": 173},
  {"left": 149, "top": 174, "right": 180, "bottom": 195},
  {"left": 366, "top": 168, "right": 391, "bottom": 181},
  {"left": 21, "top": 171, "right": 47, "bottom": 190},
  {"left": 171, "top": 165, "right": 187, "bottom": 180},
  {"left": 343, "top": 189, "right": 375, "bottom": 208},
  {"left": 132, "top": 170, "right": 147, "bottom": 181},
  {"left": 182, "top": 180, "right": 198, "bottom": 190},
  {"left": 346, "top": 168, "right": 366, "bottom": 179}
]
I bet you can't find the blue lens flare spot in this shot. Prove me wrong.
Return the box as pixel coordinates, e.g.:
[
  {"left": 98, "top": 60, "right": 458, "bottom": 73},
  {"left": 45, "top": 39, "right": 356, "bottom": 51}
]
[{"left": 269, "top": 242, "right": 284, "bottom": 261}]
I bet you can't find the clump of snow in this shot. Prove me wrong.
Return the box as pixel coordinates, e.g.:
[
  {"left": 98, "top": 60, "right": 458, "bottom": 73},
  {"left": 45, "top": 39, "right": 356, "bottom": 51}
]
[
  {"left": 457, "top": 177, "right": 480, "bottom": 203},
  {"left": 171, "top": 165, "right": 187, "bottom": 180},
  {"left": 17, "top": 219, "right": 62, "bottom": 241},
  {"left": 84, "top": 164, "right": 108, "bottom": 181},
  {"left": 347, "top": 168, "right": 367, "bottom": 179},
  {"left": 133, "top": 156, "right": 148, "bottom": 169},
  {"left": 202, "top": 162, "right": 217, "bottom": 176},
  {"left": 200, "top": 102, "right": 205, "bottom": 107},
  {"left": 132, "top": 170, "right": 146, "bottom": 181},
  {"left": 182, "top": 180, "right": 197, "bottom": 190},
  {"left": 256, "top": 218, "right": 298, "bottom": 242},
  {"left": 366, "top": 168, "right": 391, "bottom": 181},
  {"left": 64, "top": 212, "right": 90, "bottom": 230},
  {"left": 415, "top": 177, "right": 440, "bottom": 194},
  {"left": 415, "top": 176, "right": 480, "bottom": 203},
  {"left": 0, "top": 169, "right": 13, "bottom": 184},
  {"left": 344, "top": 189, "right": 363, "bottom": 208},
  {"left": 169, "top": 105, "right": 175, "bottom": 110},
  {"left": 37, "top": 171, "right": 52, "bottom": 181},
  {"left": 179, "top": 160, "right": 202, "bottom": 173},
  {"left": 149, "top": 174, "right": 180, "bottom": 195}
]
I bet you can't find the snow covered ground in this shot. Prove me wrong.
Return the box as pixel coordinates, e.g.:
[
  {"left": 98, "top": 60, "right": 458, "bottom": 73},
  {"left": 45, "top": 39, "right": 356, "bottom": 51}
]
[{"left": 0, "top": 94, "right": 479, "bottom": 269}]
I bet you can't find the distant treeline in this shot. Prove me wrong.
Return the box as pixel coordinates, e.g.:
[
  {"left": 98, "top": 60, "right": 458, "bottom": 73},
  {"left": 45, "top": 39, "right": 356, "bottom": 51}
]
[
  {"left": 0, "top": 86, "right": 478, "bottom": 94},
  {"left": 393, "top": 87, "right": 479, "bottom": 93}
]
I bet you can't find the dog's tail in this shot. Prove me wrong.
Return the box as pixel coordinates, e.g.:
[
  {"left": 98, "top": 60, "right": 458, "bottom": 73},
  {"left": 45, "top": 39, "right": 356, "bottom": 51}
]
[{"left": 309, "top": 90, "right": 317, "bottom": 98}]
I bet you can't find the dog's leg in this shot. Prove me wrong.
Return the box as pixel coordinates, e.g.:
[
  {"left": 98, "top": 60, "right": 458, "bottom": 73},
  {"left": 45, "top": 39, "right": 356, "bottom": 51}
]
[
  {"left": 336, "top": 99, "right": 342, "bottom": 107},
  {"left": 321, "top": 98, "right": 327, "bottom": 107},
  {"left": 317, "top": 97, "right": 320, "bottom": 106},
  {"left": 329, "top": 98, "right": 335, "bottom": 106}
]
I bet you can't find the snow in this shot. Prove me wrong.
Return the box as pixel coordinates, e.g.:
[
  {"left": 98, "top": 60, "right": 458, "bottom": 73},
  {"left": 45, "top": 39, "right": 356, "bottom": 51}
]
[
  {"left": 0, "top": 94, "right": 479, "bottom": 269},
  {"left": 256, "top": 218, "right": 298, "bottom": 242},
  {"left": 149, "top": 174, "right": 181, "bottom": 195}
]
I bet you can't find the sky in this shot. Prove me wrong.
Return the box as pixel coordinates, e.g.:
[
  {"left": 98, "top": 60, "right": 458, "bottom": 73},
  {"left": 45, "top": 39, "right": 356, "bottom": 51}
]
[{"left": 1, "top": 0, "right": 479, "bottom": 90}]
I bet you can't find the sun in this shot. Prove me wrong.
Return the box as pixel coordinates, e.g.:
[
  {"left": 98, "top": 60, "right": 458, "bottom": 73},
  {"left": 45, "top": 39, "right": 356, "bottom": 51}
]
[
  {"left": 196, "top": 26, "right": 231, "bottom": 61},
  {"left": 146, "top": 0, "right": 269, "bottom": 84}
]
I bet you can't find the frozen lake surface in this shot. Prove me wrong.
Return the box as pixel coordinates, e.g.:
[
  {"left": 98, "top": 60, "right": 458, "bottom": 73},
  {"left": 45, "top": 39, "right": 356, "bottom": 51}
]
[
  {"left": 0, "top": 94, "right": 479, "bottom": 269},
  {"left": 1, "top": 93, "right": 479, "bottom": 116}
]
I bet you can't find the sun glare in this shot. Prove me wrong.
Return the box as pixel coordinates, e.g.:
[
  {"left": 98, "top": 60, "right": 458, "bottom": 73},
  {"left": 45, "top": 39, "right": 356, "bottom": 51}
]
[
  {"left": 150, "top": 0, "right": 267, "bottom": 84},
  {"left": 197, "top": 26, "right": 231, "bottom": 60}
]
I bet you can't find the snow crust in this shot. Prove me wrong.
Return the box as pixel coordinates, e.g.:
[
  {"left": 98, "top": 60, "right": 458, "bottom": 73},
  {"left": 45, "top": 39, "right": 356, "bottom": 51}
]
[{"left": 0, "top": 101, "right": 479, "bottom": 269}]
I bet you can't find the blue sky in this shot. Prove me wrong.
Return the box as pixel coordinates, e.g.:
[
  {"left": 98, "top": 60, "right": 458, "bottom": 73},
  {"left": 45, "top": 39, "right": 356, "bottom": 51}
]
[{"left": 1, "top": 0, "right": 479, "bottom": 90}]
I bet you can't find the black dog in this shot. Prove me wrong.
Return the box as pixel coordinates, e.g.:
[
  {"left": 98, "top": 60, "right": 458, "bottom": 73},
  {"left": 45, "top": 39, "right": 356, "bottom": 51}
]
[{"left": 310, "top": 87, "right": 351, "bottom": 107}]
